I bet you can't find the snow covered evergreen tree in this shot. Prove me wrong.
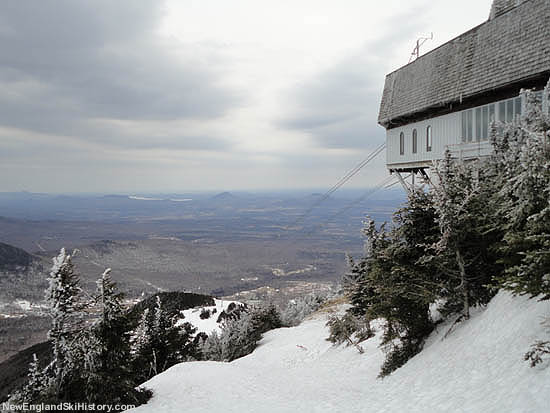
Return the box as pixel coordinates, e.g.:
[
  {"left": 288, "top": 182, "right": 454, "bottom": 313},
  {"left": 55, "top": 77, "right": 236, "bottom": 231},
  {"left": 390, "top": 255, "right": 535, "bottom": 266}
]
[
  {"left": 334, "top": 83, "right": 550, "bottom": 377},
  {"left": 430, "top": 153, "right": 500, "bottom": 318},
  {"left": 249, "top": 303, "right": 282, "bottom": 335},
  {"left": 200, "top": 304, "right": 282, "bottom": 362},
  {"left": 45, "top": 248, "right": 85, "bottom": 398},
  {"left": 130, "top": 308, "right": 151, "bottom": 357},
  {"left": 25, "top": 354, "right": 49, "bottom": 400},
  {"left": 131, "top": 296, "right": 198, "bottom": 382},
  {"left": 199, "top": 330, "right": 223, "bottom": 361},
  {"left": 199, "top": 311, "right": 256, "bottom": 362},
  {"left": 326, "top": 312, "right": 372, "bottom": 353},
  {"left": 343, "top": 191, "right": 442, "bottom": 376},
  {"left": 9, "top": 354, "right": 53, "bottom": 404},
  {"left": 280, "top": 292, "right": 327, "bottom": 327},
  {"left": 489, "top": 87, "right": 550, "bottom": 300},
  {"left": 82, "top": 269, "right": 150, "bottom": 405}
]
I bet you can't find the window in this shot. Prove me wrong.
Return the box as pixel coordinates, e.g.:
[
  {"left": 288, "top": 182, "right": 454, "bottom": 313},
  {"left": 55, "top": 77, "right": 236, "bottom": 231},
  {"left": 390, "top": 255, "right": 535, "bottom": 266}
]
[
  {"left": 514, "top": 97, "right": 522, "bottom": 117},
  {"left": 461, "top": 109, "right": 474, "bottom": 143},
  {"left": 482, "top": 105, "right": 489, "bottom": 140},
  {"left": 506, "top": 99, "right": 514, "bottom": 122},
  {"left": 499, "top": 101, "right": 506, "bottom": 122},
  {"left": 467, "top": 110, "right": 473, "bottom": 142},
  {"left": 475, "top": 107, "right": 482, "bottom": 142},
  {"left": 461, "top": 110, "right": 471, "bottom": 143},
  {"left": 469, "top": 103, "right": 494, "bottom": 142},
  {"left": 412, "top": 129, "right": 417, "bottom": 154},
  {"left": 399, "top": 132, "right": 404, "bottom": 155},
  {"left": 470, "top": 99, "right": 521, "bottom": 141},
  {"left": 426, "top": 126, "right": 432, "bottom": 152}
]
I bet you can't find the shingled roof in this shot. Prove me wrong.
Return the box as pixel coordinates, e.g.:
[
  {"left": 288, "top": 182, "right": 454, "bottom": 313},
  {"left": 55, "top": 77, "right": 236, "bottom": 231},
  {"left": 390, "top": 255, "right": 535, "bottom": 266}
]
[
  {"left": 490, "top": 0, "right": 528, "bottom": 20},
  {"left": 378, "top": 0, "right": 550, "bottom": 129}
]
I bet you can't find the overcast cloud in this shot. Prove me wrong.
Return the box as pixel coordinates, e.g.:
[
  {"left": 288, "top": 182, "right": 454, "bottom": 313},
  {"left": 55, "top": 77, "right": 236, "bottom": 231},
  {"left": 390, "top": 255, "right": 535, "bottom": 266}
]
[{"left": 0, "top": 0, "right": 492, "bottom": 193}]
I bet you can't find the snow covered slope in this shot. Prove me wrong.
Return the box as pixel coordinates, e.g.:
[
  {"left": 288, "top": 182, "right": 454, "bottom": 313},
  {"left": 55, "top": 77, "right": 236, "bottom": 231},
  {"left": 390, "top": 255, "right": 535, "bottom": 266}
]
[
  {"left": 175, "top": 299, "right": 242, "bottom": 335},
  {"left": 129, "top": 292, "right": 550, "bottom": 413}
]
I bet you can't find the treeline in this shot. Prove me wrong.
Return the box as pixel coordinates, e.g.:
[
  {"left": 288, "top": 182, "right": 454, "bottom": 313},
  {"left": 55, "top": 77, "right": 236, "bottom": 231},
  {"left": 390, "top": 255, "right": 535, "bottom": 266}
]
[
  {"left": 7, "top": 247, "right": 329, "bottom": 410},
  {"left": 330, "top": 87, "right": 550, "bottom": 376},
  {"left": 8, "top": 250, "right": 153, "bottom": 409}
]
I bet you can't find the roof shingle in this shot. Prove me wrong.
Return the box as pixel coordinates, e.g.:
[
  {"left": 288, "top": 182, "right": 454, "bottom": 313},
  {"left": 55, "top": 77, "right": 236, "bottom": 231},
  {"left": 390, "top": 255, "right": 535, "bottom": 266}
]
[{"left": 378, "top": 0, "right": 550, "bottom": 128}]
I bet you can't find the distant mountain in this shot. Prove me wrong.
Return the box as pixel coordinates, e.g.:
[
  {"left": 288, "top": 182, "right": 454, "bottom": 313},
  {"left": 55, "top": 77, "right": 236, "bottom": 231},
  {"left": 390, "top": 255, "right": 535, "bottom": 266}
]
[
  {"left": 212, "top": 191, "right": 236, "bottom": 201},
  {"left": 0, "top": 242, "right": 47, "bottom": 304},
  {"left": 0, "top": 242, "right": 35, "bottom": 272}
]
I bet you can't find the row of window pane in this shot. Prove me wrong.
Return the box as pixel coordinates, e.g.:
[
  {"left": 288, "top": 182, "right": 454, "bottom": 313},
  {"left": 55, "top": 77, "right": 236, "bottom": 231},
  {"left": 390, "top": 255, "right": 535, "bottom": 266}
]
[
  {"left": 461, "top": 97, "right": 522, "bottom": 143},
  {"left": 400, "top": 126, "right": 432, "bottom": 155}
]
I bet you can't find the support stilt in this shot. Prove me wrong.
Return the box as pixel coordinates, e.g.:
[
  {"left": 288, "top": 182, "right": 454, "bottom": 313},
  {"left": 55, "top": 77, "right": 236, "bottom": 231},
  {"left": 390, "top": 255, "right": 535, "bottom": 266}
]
[{"left": 395, "top": 171, "right": 411, "bottom": 194}]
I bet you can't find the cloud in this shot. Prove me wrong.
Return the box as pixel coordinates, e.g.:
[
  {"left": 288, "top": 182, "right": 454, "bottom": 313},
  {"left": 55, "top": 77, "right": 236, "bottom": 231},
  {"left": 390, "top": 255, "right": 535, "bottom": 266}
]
[
  {"left": 277, "top": 54, "right": 385, "bottom": 149},
  {"left": 0, "top": 0, "right": 492, "bottom": 192},
  {"left": 276, "top": 6, "right": 427, "bottom": 150},
  {"left": 0, "top": 0, "right": 242, "bottom": 143}
]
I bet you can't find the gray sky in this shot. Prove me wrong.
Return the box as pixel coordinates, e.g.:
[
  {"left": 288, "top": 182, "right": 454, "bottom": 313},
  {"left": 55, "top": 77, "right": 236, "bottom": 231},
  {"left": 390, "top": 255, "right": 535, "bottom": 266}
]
[{"left": 0, "top": 0, "right": 492, "bottom": 193}]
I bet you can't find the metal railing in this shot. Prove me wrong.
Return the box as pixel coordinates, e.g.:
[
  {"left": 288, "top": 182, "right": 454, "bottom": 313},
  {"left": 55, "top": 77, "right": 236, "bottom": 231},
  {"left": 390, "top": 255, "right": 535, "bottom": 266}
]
[{"left": 445, "top": 141, "right": 493, "bottom": 161}]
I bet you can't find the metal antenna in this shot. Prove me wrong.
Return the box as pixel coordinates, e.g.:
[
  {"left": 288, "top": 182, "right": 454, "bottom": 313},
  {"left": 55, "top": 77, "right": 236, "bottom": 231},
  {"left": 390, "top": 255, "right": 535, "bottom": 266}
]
[{"left": 409, "top": 32, "right": 433, "bottom": 63}]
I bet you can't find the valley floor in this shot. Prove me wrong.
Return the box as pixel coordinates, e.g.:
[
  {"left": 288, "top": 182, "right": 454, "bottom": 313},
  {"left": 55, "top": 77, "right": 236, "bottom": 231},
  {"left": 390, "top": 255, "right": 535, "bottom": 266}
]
[{"left": 130, "top": 292, "right": 550, "bottom": 413}]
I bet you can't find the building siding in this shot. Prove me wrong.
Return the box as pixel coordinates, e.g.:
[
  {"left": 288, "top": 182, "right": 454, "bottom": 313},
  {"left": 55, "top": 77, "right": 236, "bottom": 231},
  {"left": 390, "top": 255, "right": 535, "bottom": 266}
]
[
  {"left": 387, "top": 111, "right": 461, "bottom": 167},
  {"left": 386, "top": 100, "right": 505, "bottom": 168}
]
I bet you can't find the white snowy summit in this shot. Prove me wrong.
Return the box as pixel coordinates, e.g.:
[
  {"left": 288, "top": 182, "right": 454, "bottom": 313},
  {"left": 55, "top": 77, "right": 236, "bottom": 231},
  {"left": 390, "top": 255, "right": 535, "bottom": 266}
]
[{"left": 129, "top": 292, "right": 550, "bottom": 413}]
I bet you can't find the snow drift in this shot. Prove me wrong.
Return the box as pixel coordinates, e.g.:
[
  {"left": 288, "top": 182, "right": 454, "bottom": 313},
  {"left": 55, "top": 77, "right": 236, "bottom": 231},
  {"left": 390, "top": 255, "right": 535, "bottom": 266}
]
[{"left": 129, "top": 292, "right": 550, "bottom": 412}]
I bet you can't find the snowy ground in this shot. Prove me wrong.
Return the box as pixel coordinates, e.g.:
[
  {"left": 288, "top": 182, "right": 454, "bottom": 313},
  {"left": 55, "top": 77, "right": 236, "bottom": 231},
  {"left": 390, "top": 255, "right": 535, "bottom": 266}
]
[
  {"left": 129, "top": 292, "right": 550, "bottom": 413},
  {"left": 175, "top": 299, "right": 240, "bottom": 335}
]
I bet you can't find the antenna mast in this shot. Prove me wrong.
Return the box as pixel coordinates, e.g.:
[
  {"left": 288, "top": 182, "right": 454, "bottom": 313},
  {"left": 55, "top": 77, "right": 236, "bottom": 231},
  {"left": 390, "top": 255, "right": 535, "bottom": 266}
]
[{"left": 409, "top": 33, "right": 433, "bottom": 63}]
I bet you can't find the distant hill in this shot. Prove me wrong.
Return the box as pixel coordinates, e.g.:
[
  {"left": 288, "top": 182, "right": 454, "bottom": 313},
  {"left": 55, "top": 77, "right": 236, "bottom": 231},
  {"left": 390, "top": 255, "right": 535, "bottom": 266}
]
[
  {"left": 86, "top": 239, "right": 119, "bottom": 255},
  {"left": 0, "top": 242, "right": 35, "bottom": 272},
  {"left": 212, "top": 191, "right": 236, "bottom": 201}
]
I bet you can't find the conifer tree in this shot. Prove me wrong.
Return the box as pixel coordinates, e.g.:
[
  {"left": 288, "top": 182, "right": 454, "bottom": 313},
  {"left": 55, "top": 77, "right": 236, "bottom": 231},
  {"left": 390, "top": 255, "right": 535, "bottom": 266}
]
[
  {"left": 280, "top": 292, "right": 327, "bottom": 327},
  {"left": 490, "top": 88, "right": 550, "bottom": 299},
  {"left": 131, "top": 296, "right": 198, "bottom": 382},
  {"left": 82, "top": 268, "right": 144, "bottom": 404},
  {"left": 430, "top": 153, "right": 500, "bottom": 318},
  {"left": 339, "top": 190, "right": 441, "bottom": 376},
  {"left": 45, "top": 248, "right": 84, "bottom": 397},
  {"left": 249, "top": 303, "right": 282, "bottom": 336},
  {"left": 200, "top": 304, "right": 282, "bottom": 362},
  {"left": 130, "top": 308, "right": 151, "bottom": 357},
  {"left": 25, "top": 354, "right": 48, "bottom": 400},
  {"left": 199, "top": 330, "right": 224, "bottom": 361},
  {"left": 10, "top": 354, "right": 53, "bottom": 404}
]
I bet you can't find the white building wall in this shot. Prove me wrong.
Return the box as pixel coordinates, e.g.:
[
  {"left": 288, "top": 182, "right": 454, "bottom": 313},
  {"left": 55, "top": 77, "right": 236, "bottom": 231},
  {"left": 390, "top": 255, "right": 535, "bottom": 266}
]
[
  {"left": 386, "top": 94, "right": 526, "bottom": 169},
  {"left": 386, "top": 111, "right": 462, "bottom": 168}
]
